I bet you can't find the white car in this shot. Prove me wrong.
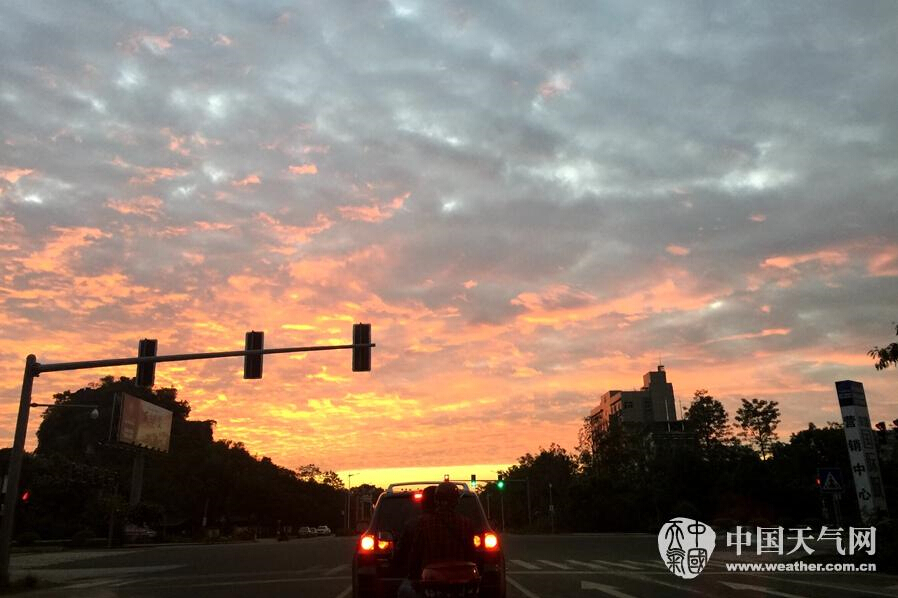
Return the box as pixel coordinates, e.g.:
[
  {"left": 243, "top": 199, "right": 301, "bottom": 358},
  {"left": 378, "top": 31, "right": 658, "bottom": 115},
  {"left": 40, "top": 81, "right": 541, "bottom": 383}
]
[{"left": 316, "top": 525, "right": 332, "bottom": 536}]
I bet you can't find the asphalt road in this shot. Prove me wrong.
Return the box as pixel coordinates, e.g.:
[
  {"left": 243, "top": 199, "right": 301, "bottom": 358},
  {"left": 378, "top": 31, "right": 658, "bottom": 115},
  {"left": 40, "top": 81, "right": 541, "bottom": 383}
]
[{"left": 9, "top": 534, "right": 896, "bottom": 598}]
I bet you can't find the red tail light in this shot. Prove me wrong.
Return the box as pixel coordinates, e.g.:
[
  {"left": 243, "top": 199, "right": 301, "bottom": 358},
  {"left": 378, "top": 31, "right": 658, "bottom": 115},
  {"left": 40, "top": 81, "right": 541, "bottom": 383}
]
[
  {"left": 474, "top": 532, "right": 499, "bottom": 551},
  {"left": 413, "top": 492, "right": 423, "bottom": 501},
  {"left": 360, "top": 535, "right": 375, "bottom": 552}
]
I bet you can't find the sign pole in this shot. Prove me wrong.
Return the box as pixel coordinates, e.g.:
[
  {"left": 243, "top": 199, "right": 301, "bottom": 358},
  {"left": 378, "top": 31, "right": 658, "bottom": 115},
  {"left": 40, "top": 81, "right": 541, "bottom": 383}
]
[{"left": 0, "top": 355, "right": 37, "bottom": 586}]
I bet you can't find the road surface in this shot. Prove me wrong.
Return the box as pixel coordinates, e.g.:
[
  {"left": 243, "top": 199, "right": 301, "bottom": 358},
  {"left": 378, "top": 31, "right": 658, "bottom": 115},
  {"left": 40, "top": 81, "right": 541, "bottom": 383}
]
[{"left": 10, "top": 533, "right": 895, "bottom": 598}]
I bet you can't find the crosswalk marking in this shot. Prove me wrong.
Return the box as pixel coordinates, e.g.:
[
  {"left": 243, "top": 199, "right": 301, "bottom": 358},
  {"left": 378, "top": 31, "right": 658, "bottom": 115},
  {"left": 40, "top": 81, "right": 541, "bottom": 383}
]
[
  {"left": 537, "top": 560, "right": 571, "bottom": 570},
  {"left": 593, "top": 559, "right": 640, "bottom": 570},
  {"left": 567, "top": 560, "right": 608, "bottom": 571},
  {"left": 510, "top": 559, "right": 540, "bottom": 570},
  {"left": 623, "top": 559, "right": 665, "bottom": 570}
]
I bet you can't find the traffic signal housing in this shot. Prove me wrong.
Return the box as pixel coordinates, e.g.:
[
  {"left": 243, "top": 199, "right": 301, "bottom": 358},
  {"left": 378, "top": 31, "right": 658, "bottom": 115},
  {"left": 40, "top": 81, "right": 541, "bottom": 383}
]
[
  {"left": 352, "top": 323, "right": 371, "bottom": 372},
  {"left": 244, "top": 331, "right": 264, "bottom": 379},
  {"left": 471, "top": 474, "right": 477, "bottom": 488},
  {"left": 136, "top": 339, "right": 157, "bottom": 387},
  {"left": 497, "top": 475, "right": 505, "bottom": 491}
]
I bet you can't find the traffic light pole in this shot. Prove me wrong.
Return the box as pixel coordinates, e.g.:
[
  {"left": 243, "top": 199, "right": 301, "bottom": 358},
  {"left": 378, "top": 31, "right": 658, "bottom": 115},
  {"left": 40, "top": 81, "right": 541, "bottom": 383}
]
[
  {"left": 0, "top": 338, "right": 374, "bottom": 586},
  {"left": 0, "top": 355, "right": 37, "bottom": 586}
]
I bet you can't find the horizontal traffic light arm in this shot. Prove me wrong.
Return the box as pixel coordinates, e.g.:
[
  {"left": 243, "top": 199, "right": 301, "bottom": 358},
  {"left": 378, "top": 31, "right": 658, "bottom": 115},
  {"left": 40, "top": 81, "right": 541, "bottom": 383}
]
[{"left": 30, "top": 342, "right": 376, "bottom": 376}]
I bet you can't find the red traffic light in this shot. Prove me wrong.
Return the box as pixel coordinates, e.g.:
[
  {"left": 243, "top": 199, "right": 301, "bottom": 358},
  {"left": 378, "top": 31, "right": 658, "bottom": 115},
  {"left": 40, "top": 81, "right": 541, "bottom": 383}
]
[
  {"left": 244, "top": 331, "right": 264, "bottom": 379},
  {"left": 352, "top": 323, "right": 371, "bottom": 372},
  {"left": 20, "top": 490, "right": 30, "bottom": 502},
  {"left": 136, "top": 339, "right": 157, "bottom": 387}
]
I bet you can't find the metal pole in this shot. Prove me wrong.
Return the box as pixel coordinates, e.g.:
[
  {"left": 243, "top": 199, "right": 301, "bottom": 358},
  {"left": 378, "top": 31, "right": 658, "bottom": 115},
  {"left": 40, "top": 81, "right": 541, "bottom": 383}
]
[
  {"left": 500, "top": 491, "right": 505, "bottom": 533},
  {"left": 526, "top": 478, "right": 532, "bottom": 528},
  {"left": 548, "top": 482, "right": 555, "bottom": 534},
  {"left": 0, "top": 355, "right": 37, "bottom": 586}
]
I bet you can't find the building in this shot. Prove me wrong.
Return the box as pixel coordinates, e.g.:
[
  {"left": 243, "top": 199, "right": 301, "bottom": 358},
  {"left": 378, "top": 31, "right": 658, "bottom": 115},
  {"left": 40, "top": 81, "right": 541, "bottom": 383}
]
[{"left": 587, "top": 365, "right": 679, "bottom": 433}]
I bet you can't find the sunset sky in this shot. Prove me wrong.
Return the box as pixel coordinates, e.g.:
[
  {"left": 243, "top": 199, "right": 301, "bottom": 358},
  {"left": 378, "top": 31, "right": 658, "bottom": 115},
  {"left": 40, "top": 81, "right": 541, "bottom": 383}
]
[{"left": 2, "top": 2, "right": 897, "bottom": 489}]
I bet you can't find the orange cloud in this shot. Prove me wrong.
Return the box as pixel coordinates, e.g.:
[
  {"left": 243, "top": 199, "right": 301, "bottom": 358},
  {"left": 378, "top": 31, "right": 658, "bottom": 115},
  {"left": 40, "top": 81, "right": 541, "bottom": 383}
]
[
  {"left": 0, "top": 167, "right": 34, "bottom": 183},
  {"left": 338, "top": 193, "right": 408, "bottom": 223},
  {"left": 868, "top": 246, "right": 898, "bottom": 277},
  {"left": 19, "top": 227, "right": 110, "bottom": 273},
  {"left": 762, "top": 250, "right": 847, "bottom": 270},
  {"left": 106, "top": 195, "right": 163, "bottom": 218},
  {"left": 704, "top": 328, "right": 791, "bottom": 344},
  {"left": 666, "top": 244, "right": 690, "bottom": 256},
  {"left": 232, "top": 174, "right": 261, "bottom": 186},
  {"left": 256, "top": 212, "right": 332, "bottom": 252},
  {"left": 288, "top": 164, "right": 318, "bottom": 175}
]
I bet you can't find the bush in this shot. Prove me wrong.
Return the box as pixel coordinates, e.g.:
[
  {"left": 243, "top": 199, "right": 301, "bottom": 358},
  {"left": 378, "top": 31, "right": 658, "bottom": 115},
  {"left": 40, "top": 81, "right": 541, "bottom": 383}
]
[
  {"left": 15, "top": 531, "right": 41, "bottom": 547},
  {"left": 70, "top": 529, "right": 95, "bottom": 548}
]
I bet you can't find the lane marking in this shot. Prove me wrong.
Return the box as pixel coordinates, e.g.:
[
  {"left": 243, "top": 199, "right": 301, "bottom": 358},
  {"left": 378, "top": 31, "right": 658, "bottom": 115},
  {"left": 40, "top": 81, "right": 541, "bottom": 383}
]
[
  {"left": 510, "top": 559, "right": 540, "bottom": 570},
  {"left": 334, "top": 585, "right": 352, "bottom": 598},
  {"left": 567, "top": 560, "right": 608, "bottom": 570},
  {"left": 129, "top": 575, "right": 352, "bottom": 589},
  {"left": 622, "top": 560, "right": 665, "bottom": 570},
  {"left": 506, "top": 575, "right": 543, "bottom": 598},
  {"left": 593, "top": 560, "right": 640, "bottom": 570},
  {"left": 744, "top": 574, "right": 898, "bottom": 598},
  {"left": 721, "top": 581, "right": 810, "bottom": 598},
  {"left": 628, "top": 573, "right": 714, "bottom": 596},
  {"left": 537, "top": 560, "right": 571, "bottom": 570},
  {"left": 581, "top": 581, "right": 640, "bottom": 598},
  {"left": 323, "top": 564, "right": 348, "bottom": 575}
]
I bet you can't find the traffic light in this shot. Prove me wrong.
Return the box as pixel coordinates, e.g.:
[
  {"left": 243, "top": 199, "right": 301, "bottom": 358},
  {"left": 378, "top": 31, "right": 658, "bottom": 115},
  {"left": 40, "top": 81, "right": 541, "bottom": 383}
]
[
  {"left": 20, "top": 490, "right": 30, "bottom": 503},
  {"left": 136, "top": 339, "right": 157, "bottom": 387},
  {"left": 497, "top": 475, "right": 505, "bottom": 491},
  {"left": 352, "top": 323, "right": 371, "bottom": 372},
  {"left": 471, "top": 474, "right": 477, "bottom": 488},
  {"left": 244, "top": 331, "right": 264, "bottom": 379}
]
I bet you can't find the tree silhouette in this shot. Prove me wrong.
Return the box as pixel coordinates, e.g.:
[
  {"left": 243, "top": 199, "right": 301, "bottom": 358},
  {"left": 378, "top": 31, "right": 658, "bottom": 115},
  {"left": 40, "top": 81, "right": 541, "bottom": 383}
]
[
  {"left": 684, "top": 390, "right": 731, "bottom": 450},
  {"left": 735, "top": 398, "right": 780, "bottom": 459},
  {"left": 868, "top": 322, "right": 898, "bottom": 370}
]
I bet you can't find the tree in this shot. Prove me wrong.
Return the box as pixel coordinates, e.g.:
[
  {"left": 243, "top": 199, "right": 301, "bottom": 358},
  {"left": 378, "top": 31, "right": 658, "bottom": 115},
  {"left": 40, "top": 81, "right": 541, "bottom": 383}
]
[
  {"left": 868, "top": 322, "right": 898, "bottom": 370},
  {"left": 684, "top": 389, "right": 730, "bottom": 449},
  {"left": 735, "top": 398, "right": 781, "bottom": 459}
]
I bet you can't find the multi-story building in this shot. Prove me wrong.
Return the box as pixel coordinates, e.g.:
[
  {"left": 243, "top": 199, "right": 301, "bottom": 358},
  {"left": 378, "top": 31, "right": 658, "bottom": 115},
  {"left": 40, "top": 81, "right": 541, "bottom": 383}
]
[{"left": 587, "top": 365, "right": 679, "bottom": 433}]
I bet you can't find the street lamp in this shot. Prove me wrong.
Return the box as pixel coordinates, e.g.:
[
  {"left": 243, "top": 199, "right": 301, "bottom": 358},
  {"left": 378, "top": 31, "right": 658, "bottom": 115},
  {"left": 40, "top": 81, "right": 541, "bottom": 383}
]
[
  {"left": 30, "top": 402, "right": 99, "bottom": 419},
  {"left": 345, "top": 473, "right": 357, "bottom": 531}
]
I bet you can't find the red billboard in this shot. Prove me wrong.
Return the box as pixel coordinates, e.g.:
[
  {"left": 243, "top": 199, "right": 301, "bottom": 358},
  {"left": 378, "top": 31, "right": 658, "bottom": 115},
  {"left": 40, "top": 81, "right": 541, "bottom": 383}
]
[{"left": 116, "top": 393, "right": 173, "bottom": 452}]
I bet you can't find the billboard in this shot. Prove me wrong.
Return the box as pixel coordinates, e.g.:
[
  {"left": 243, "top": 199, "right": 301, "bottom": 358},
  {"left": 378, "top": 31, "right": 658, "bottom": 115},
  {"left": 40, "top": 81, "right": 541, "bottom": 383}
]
[{"left": 116, "top": 393, "right": 173, "bottom": 452}]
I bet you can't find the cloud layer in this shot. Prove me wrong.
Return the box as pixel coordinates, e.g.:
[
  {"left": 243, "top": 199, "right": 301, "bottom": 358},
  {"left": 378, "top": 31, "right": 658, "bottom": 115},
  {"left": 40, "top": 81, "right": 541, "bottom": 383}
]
[{"left": 2, "top": 1, "right": 897, "bottom": 472}]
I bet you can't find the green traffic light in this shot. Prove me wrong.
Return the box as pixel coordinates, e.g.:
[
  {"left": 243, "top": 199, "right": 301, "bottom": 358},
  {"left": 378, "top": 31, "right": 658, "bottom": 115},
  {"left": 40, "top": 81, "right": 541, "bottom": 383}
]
[{"left": 497, "top": 480, "right": 505, "bottom": 490}]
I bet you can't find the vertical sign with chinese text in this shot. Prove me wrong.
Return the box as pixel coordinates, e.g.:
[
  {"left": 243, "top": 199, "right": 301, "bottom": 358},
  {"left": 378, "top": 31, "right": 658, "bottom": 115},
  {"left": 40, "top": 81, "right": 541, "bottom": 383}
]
[{"left": 835, "top": 380, "right": 888, "bottom": 523}]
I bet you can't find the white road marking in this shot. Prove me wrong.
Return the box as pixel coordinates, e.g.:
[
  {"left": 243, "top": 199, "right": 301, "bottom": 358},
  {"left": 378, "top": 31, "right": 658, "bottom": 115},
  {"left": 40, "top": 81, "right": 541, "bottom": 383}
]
[
  {"left": 622, "top": 559, "right": 665, "bottom": 570},
  {"left": 67, "top": 578, "right": 125, "bottom": 588},
  {"left": 581, "top": 581, "right": 640, "bottom": 598},
  {"left": 507, "top": 575, "right": 543, "bottom": 598},
  {"left": 747, "top": 575, "right": 898, "bottom": 598},
  {"left": 537, "top": 559, "right": 572, "bottom": 570},
  {"left": 323, "top": 564, "right": 348, "bottom": 575},
  {"left": 334, "top": 585, "right": 352, "bottom": 598},
  {"left": 510, "top": 559, "right": 540, "bottom": 570},
  {"left": 721, "top": 581, "right": 810, "bottom": 598},
  {"left": 566, "top": 560, "right": 608, "bottom": 570},
  {"left": 592, "top": 560, "right": 640, "bottom": 570}
]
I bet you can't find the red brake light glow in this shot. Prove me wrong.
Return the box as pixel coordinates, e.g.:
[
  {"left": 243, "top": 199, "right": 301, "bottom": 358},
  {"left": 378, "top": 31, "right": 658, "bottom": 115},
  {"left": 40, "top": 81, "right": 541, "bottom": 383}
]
[
  {"left": 484, "top": 532, "right": 499, "bottom": 550},
  {"left": 360, "top": 535, "right": 375, "bottom": 551},
  {"left": 413, "top": 492, "right": 423, "bottom": 501}
]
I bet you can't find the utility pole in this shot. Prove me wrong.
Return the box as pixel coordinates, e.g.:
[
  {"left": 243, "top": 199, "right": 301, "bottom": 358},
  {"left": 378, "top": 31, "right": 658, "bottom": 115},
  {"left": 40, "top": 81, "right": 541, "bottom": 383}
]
[
  {"left": 548, "top": 482, "right": 555, "bottom": 534},
  {"left": 346, "top": 473, "right": 356, "bottom": 531}
]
